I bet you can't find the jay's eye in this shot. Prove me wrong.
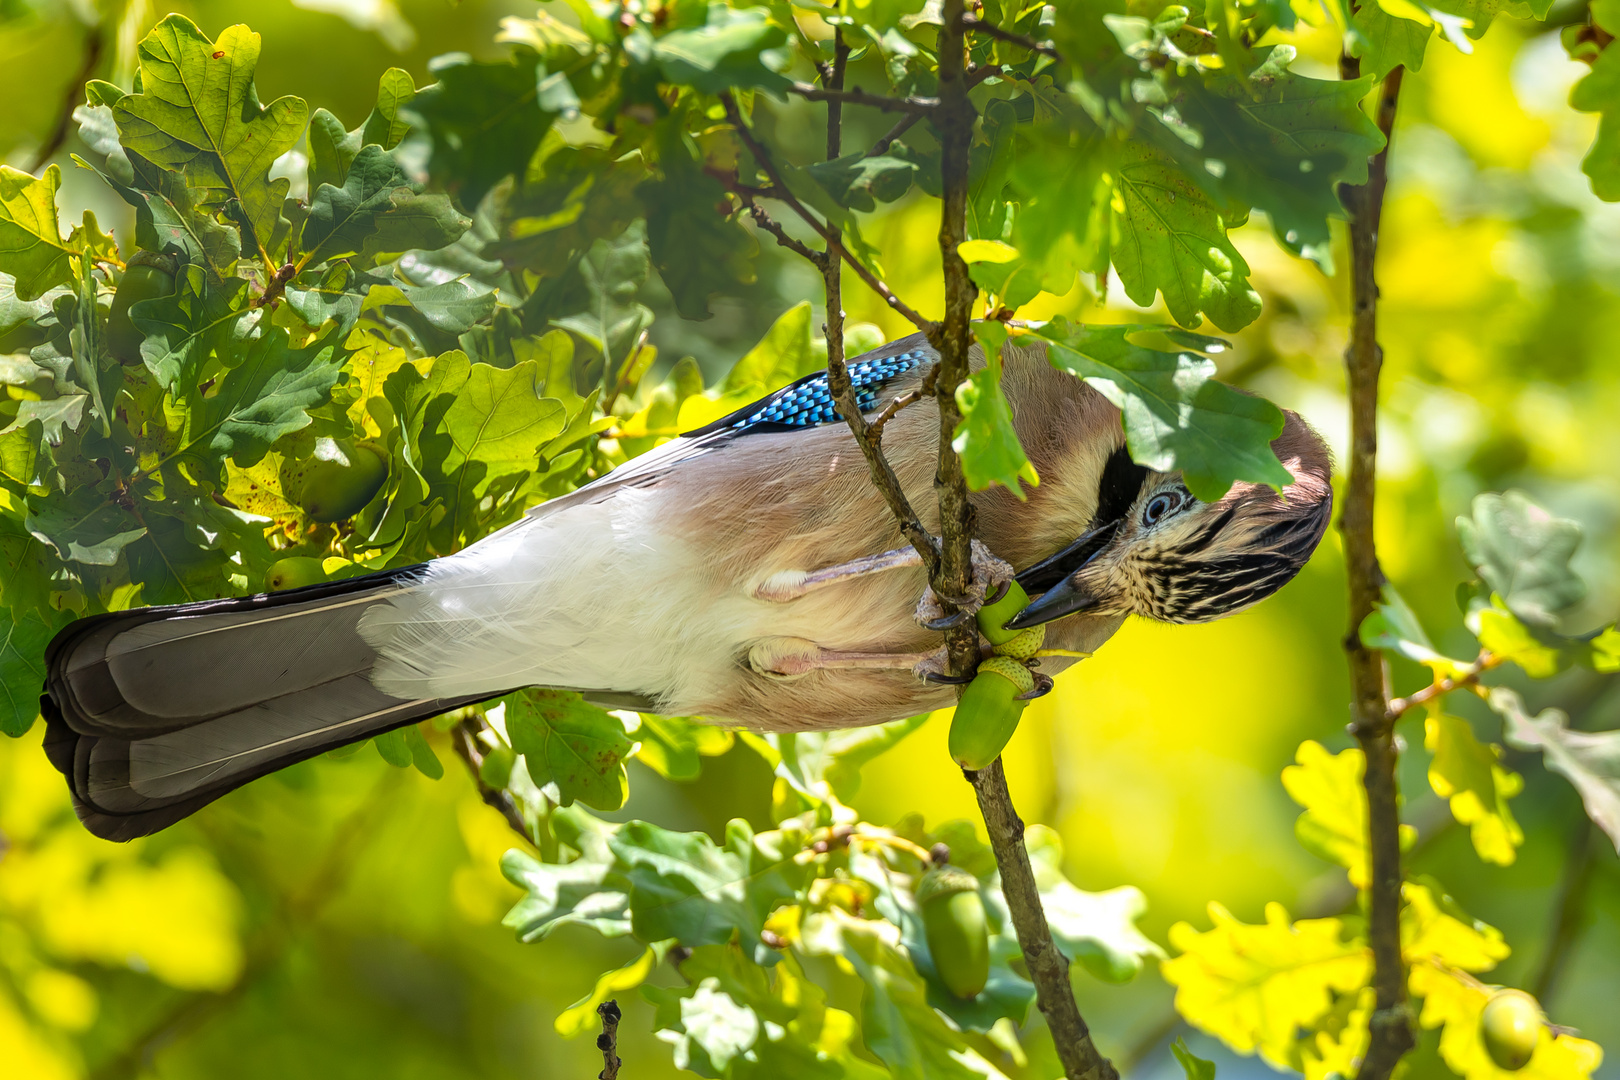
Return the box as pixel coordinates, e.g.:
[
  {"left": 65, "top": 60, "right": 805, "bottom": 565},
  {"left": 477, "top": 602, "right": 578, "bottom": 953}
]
[{"left": 1142, "top": 491, "right": 1183, "bottom": 526}]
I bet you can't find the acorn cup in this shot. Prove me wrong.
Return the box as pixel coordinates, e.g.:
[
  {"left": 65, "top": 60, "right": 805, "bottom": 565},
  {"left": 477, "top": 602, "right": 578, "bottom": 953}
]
[
  {"left": 106, "top": 251, "right": 178, "bottom": 366},
  {"left": 1480, "top": 989, "right": 1544, "bottom": 1071},
  {"left": 915, "top": 863, "right": 990, "bottom": 1000},
  {"left": 947, "top": 580, "right": 1044, "bottom": 771}
]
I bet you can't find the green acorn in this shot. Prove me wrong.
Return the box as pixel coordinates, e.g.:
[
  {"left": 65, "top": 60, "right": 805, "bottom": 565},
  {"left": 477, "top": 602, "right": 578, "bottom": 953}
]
[
  {"left": 106, "top": 251, "right": 178, "bottom": 366},
  {"left": 265, "top": 556, "right": 326, "bottom": 592},
  {"left": 1480, "top": 989, "right": 1543, "bottom": 1071},
  {"left": 298, "top": 440, "right": 388, "bottom": 522},
  {"left": 916, "top": 863, "right": 990, "bottom": 1000}
]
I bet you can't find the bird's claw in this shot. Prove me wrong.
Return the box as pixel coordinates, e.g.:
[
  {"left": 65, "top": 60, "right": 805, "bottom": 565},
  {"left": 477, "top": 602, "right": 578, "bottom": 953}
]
[
  {"left": 913, "top": 540, "right": 1017, "bottom": 632},
  {"left": 921, "top": 670, "right": 976, "bottom": 685},
  {"left": 1015, "top": 671, "right": 1055, "bottom": 701},
  {"left": 919, "top": 608, "right": 974, "bottom": 632}
]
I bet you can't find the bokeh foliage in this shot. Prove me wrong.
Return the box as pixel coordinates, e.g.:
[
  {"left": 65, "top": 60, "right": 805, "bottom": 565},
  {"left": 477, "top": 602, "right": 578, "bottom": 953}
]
[{"left": 2, "top": 1, "right": 1620, "bottom": 1080}]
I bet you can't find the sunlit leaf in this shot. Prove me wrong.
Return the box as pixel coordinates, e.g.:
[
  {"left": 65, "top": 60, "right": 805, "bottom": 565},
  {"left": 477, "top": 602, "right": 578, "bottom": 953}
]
[
  {"left": 1282, "top": 740, "right": 1416, "bottom": 888},
  {"left": 1163, "top": 901, "right": 1371, "bottom": 1069},
  {"left": 504, "top": 687, "right": 633, "bottom": 810},
  {"left": 1424, "top": 711, "right": 1524, "bottom": 865},
  {"left": 114, "top": 16, "right": 309, "bottom": 261},
  {"left": 1109, "top": 143, "right": 1262, "bottom": 332}
]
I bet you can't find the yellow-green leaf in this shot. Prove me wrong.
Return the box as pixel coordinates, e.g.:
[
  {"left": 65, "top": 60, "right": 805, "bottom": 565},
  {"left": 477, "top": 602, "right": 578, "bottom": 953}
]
[
  {"left": 1282, "top": 741, "right": 1416, "bottom": 889},
  {"left": 0, "top": 165, "right": 78, "bottom": 301},
  {"left": 555, "top": 945, "right": 663, "bottom": 1037},
  {"left": 1425, "top": 711, "right": 1525, "bottom": 866},
  {"left": 1163, "top": 901, "right": 1372, "bottom": 1069},
  {"left": 1401, "top": 882, "right": 1510, "bottom": 973}
]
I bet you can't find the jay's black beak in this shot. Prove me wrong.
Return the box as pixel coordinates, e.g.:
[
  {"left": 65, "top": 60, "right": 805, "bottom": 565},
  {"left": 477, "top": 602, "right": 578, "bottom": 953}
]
[
  {"left": 1006, "top": 519, "right": 1119, "bottom": 630},
  {"left": 1002, "top": 574, "right": 1102, "bottom": 630}
]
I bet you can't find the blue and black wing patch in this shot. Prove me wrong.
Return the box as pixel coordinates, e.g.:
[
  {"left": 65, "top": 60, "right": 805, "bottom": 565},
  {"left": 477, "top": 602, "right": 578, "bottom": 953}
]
[{"left": 685, "top": 349, "right": 929, "bottom": 437}]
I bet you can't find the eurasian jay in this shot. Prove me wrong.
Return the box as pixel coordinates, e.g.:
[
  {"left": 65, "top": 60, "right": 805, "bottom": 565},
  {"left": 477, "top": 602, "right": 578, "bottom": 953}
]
[{"left": 40, "top": 331, "right": 1334, "bottom": 839}]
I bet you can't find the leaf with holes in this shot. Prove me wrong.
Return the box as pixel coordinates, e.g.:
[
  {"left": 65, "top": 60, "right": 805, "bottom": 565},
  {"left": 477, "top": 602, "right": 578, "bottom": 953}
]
[{"left": 504, "top": 687, "right": 634, "bottom": 810}]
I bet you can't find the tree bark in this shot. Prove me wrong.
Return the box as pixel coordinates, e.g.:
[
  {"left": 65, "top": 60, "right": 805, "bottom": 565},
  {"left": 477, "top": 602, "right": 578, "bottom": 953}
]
[{"left": 1337, "top": 60, "right": 1414, "bottom": 1080}]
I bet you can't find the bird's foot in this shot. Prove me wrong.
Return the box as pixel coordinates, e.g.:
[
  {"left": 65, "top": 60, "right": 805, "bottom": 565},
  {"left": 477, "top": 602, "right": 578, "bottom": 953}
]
[
  {"left": 914, "top": 540, "right": 1016, "bottom": 632},
  {"left": 912, "top": 649, "right": 976, "bottom": 685}
]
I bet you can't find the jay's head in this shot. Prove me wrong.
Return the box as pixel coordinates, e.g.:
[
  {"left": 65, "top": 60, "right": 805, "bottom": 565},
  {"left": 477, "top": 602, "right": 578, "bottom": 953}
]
[{"left": 1008, "top": 411, "right": 1333, "bottom": 629}]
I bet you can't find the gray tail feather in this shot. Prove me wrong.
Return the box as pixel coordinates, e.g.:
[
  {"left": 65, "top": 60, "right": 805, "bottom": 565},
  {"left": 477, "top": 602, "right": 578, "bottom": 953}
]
[{"left": 42, "top": 565, "right": 484, "bottom": 842}]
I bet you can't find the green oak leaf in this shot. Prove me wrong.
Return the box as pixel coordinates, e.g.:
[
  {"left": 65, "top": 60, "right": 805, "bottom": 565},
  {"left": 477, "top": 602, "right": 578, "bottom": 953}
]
[
  {"left": 611, "top": 817, "right": 810, "bottom": 959},
  {"left": 131, "top": 269, "right": 253, "bottom": 392},
  {"left": 1109, "top": 143, "right": 1261, "bottom": 331},
  {"left": 405, "top": 49, "right": 555, "bottom": 211},
  {"left": 24, "top": 486, "right": 146, "bottom": 566},
  {"left": 1571, "top": 27, "right": 1620, "bottom": 202},
  {"left": 1495, "top": 687, "right": 1620, "bottom": 852},
  {"left": 0, "top": 609, "right": 62, "bottom": 737},
  {"left": 553, "top": 221, "right": 654, "bottom": 372},
  {"left": 367, "top": 280, "right": 498, "bottom": 336},
  {"left": 802, "top": 913, "right": 1010, "bottom": 1080},
  {"left": 806, "top": 153, "right": 919, "bottom": 213},
  {"left": 1351, "top": 0, "right": 1432, "bottom": 82},
  {"left": 502, "top": 806, "right": 634, "bottom": 941},
  {"left": 1035, "top": 319, "right": 1291, "bottom": 500},
  {"left": 504, "top": 687, "right": 634, "bottom": 810},
  {"left": 299, "top": 144, "right": 469, "bottom": 268},
  {"left": 0, "top": 509, "right": 62, "bottom": 618},
  {"left": 0, "top": 166, "right": 74, "bottom": 302},
  {"left": 113, "top": 16, "right": 309, "bottom": 262},
  {"left": 722, "top": 300, "right": 816, "bottom": 395},
  {"left": 1456, "top": 491, "right": 1585, "bottom": 629},
  {"left": 421, "top": 353, "right": 568, "bottom": 547},
  {"left": 1025, "top": 825, "right": 1165, "bottom": 981},
  {"left": 954, "top": 324, "right": 1038, "bottom": 497},
  {"left": 652, "top": 6, "right": 793, "bottom": 95},
  {"left": 1168, "top": 48, "right": 1385, "bottom": 270},
  {"left": 307, "top": 67, "right": 418, "bottom": 193},
  {"left": 1173, "top": 1038, "right": 1218, "bottom": 1080},
  {"left": 0, "top": 165, "right": 111, "bottom": 302},
  {"left": 172, "top": 328, "right": 343, "bottom": 481},
  {"left": 638, "top": 139, "right": 757, "bottom": 320}
]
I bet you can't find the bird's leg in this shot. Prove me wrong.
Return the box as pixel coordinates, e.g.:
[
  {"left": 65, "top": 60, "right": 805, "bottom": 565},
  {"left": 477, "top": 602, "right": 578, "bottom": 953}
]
[
  {"left": 748, "top": 638, "right": 948, "bottom": 678},
  {"left": 752, "top": 547, "right": 924, "bottom": 602},
  {"left": 914, "top": 540, "right": 1016, "bottom": 632}
]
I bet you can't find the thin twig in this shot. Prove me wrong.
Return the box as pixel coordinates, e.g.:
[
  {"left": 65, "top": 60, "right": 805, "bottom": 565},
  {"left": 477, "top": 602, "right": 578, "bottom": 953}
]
[
  {"left": 961, "top": 15, "right": 1064, "bottom": 61},
  {"left": 790, "top": 81, "right": 938, "bottom": 113},
  {"left": 813, "top": 32, "right": 940, "bottom": 571},
  {"left": 971, "top": 761, "right": 1119, "bottom": 1080},
  {"left": 719, "top": 91, "right": 937, "bottom": 337},
  {"left": 868, "top": 112, "right": 923, "bottom": 157},
  {"left": 1386, "top": 653, "right": 1497, "bottom": 719},
  {"left": 1338, "top": 56, "right": 1413, "bottom": 1080},
  {"left": 449, "top": 714, "right": 530, "bottom": 841},
  {"left": 932, "top": 0, "right": 982, "bottom": 675},
  {"left": 868, "top": 387, "right": 926, "bottom": 446},
  {"left": 597, "top": 1000, "right": 623, "bottom": 1080},
  {"left": 733, "top": 190, "right": 825, "bottom": 265}
]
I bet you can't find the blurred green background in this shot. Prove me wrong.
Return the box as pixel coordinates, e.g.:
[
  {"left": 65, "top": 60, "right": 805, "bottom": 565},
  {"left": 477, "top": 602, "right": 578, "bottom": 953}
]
[{"left": 3, "top": 1, "right": 1619, "bottom": 1077}]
